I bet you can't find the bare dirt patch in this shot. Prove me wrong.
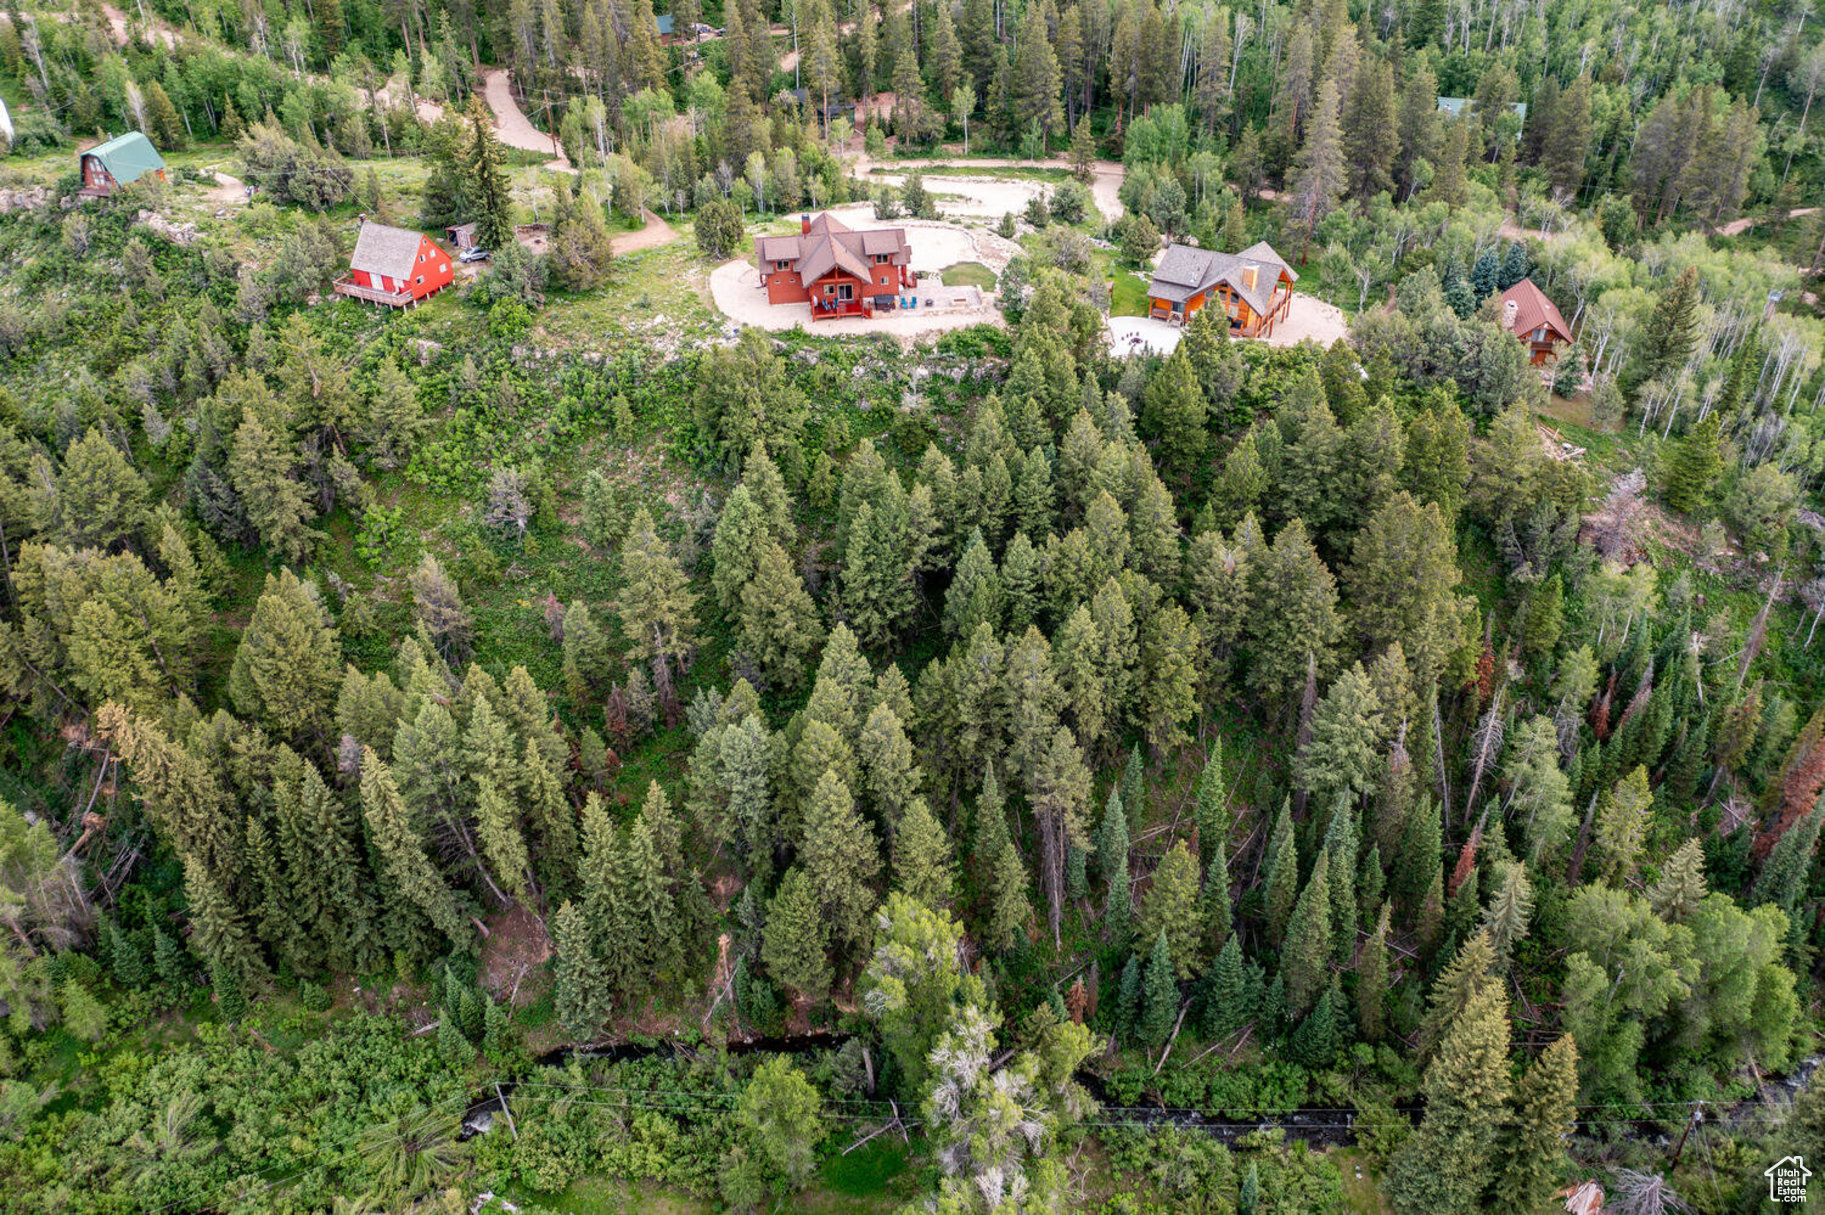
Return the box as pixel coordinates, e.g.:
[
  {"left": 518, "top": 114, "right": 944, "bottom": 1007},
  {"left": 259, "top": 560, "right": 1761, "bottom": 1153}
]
[
  {"left": 610, "top": 208, "right": 680, "bottom": 255},
  {"left": 479, "top": 903, "right": 552, "bottom": 1008}
]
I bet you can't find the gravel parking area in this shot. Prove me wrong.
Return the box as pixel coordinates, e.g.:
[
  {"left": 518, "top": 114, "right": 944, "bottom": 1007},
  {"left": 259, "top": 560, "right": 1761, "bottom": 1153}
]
[
  {"left": 1107, "top": 294, "right": 1353, "bottom": 356},
  {"left": 711, "top": 260, "right": 1003, "bottom": 341}
]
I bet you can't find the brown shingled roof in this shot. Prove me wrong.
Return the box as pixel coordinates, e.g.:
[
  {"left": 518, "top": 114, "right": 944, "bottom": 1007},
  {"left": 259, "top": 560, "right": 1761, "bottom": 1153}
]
[
  {"left": 1499, "top": 278, "right": 1572, "bottom": 343},
  {"left": 763, "top": 212, "right": 911, "bottom": 287}
]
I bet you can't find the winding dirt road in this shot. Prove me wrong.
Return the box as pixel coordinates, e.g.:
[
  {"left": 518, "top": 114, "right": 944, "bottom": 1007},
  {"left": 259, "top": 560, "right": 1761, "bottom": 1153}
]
[
  {"left": 1715, "top": 206, "right": 1819, "bottom": 238},
  {"left": 480, "top": 68, "right": 571, "bottom": 172}
]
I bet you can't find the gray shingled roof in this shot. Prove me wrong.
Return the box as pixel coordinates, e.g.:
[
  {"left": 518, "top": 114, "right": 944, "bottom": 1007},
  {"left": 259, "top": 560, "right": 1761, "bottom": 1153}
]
[
  {"left": 349, "top": 222, "right": 431, "bottom": 279},
  {"left": 1148, "top": 240, "right": 1296, "bottom": 317}
]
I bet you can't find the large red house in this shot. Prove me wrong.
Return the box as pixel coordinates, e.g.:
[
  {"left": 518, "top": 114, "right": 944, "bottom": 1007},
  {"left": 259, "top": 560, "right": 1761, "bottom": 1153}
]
[
  {"left": 757, "top": 212, "right": 916, "bottom": 320},
  {"left": 333, "top": 221, "right": 455, "bottom": 308},
  {"left": 1499, "top": 278, "right": 1573, "bottom": 365}
]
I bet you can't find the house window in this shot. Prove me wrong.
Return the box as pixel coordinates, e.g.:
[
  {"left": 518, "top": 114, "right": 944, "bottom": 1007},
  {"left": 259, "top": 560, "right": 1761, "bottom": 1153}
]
[
  {"left": 416, "top": 276, "right": 424, "bottom": 284},
  {"left": 825, "top": 285, "right": 836, "bottom": 295},
  {"left": 874, "top": 253, "right": 890, "bottom": 264},
  {"left": 440, "top": 264, "right": 448, "bottom": 273}
]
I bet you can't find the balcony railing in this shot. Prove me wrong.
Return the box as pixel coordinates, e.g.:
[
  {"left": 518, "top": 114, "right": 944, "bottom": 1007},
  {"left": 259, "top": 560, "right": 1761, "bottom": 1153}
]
[
  {"left": 333, "top": 277, "right": 413, "bottom": 306},
  {"left": 810, "top": 298, "right": 867, "bottom": 320}
]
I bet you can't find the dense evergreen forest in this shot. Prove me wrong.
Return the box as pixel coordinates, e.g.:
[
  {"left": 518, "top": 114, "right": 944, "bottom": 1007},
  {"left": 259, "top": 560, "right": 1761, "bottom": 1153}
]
[{"left": 3, "top": 0, "right": 1825, "bottom": 1209}]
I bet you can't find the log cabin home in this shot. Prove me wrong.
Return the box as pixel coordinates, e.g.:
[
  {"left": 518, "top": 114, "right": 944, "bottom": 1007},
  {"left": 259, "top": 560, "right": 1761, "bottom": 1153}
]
[
  {"left": 1499, "top": 278, "right": 1573, "bottom": 365},
  {"left": 333, "top": 221, "right": 455, "bottom": 308},
  {"left": 757, "top": 212, "right": 917, "bottom": 320},
  {"left": 78, "top": 132, "right": 166, "bottom": 197},
  {"left": 1146, "top": 241, "right": 1296, "bottom": 338}
]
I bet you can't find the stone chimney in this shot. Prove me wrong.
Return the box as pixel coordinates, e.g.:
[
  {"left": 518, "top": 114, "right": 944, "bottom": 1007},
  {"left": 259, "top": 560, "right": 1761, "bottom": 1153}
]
[{"left": 1503, "top": 297, "right": 1519, "bottom": 329}]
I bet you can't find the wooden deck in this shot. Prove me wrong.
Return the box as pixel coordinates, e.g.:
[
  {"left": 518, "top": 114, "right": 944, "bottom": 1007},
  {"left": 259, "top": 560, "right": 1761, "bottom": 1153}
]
[{"left": 332, "top": 277, "right": 443, "bottom": 308}]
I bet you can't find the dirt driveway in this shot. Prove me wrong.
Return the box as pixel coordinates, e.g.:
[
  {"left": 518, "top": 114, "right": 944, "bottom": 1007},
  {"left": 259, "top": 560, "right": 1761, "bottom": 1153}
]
[
  {"left": 611, "top": 209, "right": 680, "bottom": 255},
  {"left": 480, "top": 68, "right": 571, "bottom": 171}
]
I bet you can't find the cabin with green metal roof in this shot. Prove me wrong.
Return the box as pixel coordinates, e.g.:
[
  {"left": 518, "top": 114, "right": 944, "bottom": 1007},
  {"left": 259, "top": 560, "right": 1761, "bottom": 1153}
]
[{"left": 78, "top": 132, "right": 166, "bottom": 197}]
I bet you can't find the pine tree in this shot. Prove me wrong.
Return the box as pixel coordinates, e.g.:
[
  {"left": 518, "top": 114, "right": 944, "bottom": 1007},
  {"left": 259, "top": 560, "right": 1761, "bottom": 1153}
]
[
  {"left": 944, "top": 528, "right": 1005, "bottom": 638},
  {"left": 1592, "top": 766, "right": 1653, "bottom": 884},
  {"left": 1239, "top": 1161, "right": 1262, "bottom": 1215},
  {"left": 209, "top": 959, "right": 248, "bottom": 1022},
  {"left": 1633, "top": 266, "right": 1702, "bottom": 391},
  {"left": 1298, "top": 666, "right": 1384, "bottom": 815},
  {"left": 983, "top": 836, "right": 1034, "bottom": 952},
  {"left": 1341, "top": 58, "right": 1399, "bottom": 200},
  {"left": 1387, "top": 980, "right": 1513, "bottom": 1214},
  {"left": 1141, "top": 350, "right": 1207, "bottom": 480},
  {"left": 1288, "top": 982, "right": 1339, "bottom": 1067},
  {"left": 738, "top": 540, "right": 823, "bottom": 689},
  {"left": 359, "top": 748, "right": 470, "bottom": 948},
  {"left": 1009, "top": 1, "right": 1065, "bottom": 150},
  {"left": 1138, "top": 930, "right": 1179, "bottom": 1047},
  {"left": 1417, "top": 931, "right": 1498, "bottom": 1057},
  {"left": 763, "top": 867, "right": 833, "bottom": 1002},
  {"left": 465, "top": 96, "right": 515, "bottom": 250},
  {"left": 1247, "top": 519, "right": 1342, "bottom": 707},
  {"left": 227, "top": 569, "right": 340, "bottom": 741},
  {"left": 1263, "top": 799, "right": 1299, "bottom": 945},
  {"left": 229, "top": 413, "right": 316, "bottom": 564},
  {"left": 711, "top": 484, "right": 768, "bottom": 613},
  {"left": 1664, "top": 412, "right": 1723, "bottom": 514},
  {"left": 475, "top": 777, "right": 533, "bottom": 904},
  {"left": 552, "top": 899, "right": 612, "bottom": 1040},
  {"left": 1290, "top": 79, "right": 1346, "bottom": 250},
  {"left": 184, "top": 852, "right": 268, "bottom": 986},
  {"left": 1281, "top": 850, "right": 1333, "bottom": 1019},
  {"left": 1493, "top": 1035, "right": 1579, "bottom": 1215},
  {"left": 1322, "top": 808, "right": 1360, "bottom": 964},
  {"left": 109, "top": 922, "right": 149, "bottom": 989},
  {"left": 1136, "top": 841, "right": 1203, "bottom": 979},
  {"left": 1115, "top": 953, "right": 1143, "bottom": 1042},
  {"left": 153, "top": 925, "right": 193, "bottom": 988},
  {"left": 1203, "top": 838, "right": 1233, "bottom": 953},
  {"left": 619, "top": 506, "right": 699, "bottom": 681},
  {"left": 799, "top": 769, "right": 881, "bottom": 953},
  {"left": 895, "top": 798, "right": 955, "bottom": 906},
  {"left": 1358, "top": 902, "right": 1392, "bottom": 1041},
  {"left": 1203, "top": 934, "right": 1253, "bottom": 1038},
  {"left": 1649, "top": 839, "right": 1708, "bottom": 921},
  {"left": 1195, "top": 750, "right": 1230, "bottom": 857},
  {"left": 1480, "top": 862, "right": 1535, "bottom": 964}
]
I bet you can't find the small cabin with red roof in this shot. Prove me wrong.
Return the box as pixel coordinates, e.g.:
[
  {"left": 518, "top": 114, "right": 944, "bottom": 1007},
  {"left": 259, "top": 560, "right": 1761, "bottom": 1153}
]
[
  {"left": 333, "top": 221, "right": 454, "bottom": 309},
  {"left": 757, "top": 212, "right": 916, "bottom": 320},
  {"left": 1499, "top": 278, "right": 1572, "bottom": 365}
]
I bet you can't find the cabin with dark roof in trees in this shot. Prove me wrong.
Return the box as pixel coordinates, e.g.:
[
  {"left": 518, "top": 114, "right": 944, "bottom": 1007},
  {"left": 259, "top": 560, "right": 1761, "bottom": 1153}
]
[
  {"left": 78, "top": 132, "right": 166, "bottom": 197},
  {"left": 756, "top": 212, "right": 917, "bottom": 320},
  {"left": 333, "top": 221, "right": 454, "bottom": 308},
  {"left": 1146, "top": 241, "right": 1296, "bottom": 338},
  {"left": 1499, "top": 278, "right": 1573, "bottom": 365}
]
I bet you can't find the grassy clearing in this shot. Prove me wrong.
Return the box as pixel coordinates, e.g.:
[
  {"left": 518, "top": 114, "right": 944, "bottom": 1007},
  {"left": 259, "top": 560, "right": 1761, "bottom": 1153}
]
[
  {"left": 1110, "top": 267, "right": 1152, "bottom": 317},
  {"left": 939, "top": 261, "right": 997, "bottom": 289},
  {"left": 1332, "top": 1148, "right": 1393, "bottom": 1214}
]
